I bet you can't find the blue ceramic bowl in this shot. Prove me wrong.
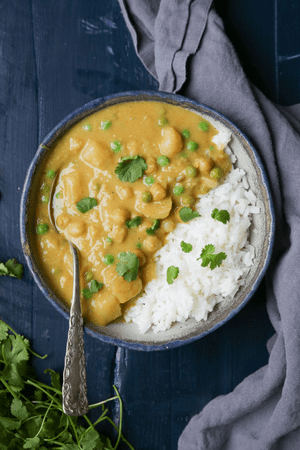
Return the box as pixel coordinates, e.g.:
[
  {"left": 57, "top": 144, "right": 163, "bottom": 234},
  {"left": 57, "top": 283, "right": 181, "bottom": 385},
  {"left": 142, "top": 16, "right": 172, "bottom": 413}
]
[{"left": 20, "top": 91, "right": 275, "bottom": 351}]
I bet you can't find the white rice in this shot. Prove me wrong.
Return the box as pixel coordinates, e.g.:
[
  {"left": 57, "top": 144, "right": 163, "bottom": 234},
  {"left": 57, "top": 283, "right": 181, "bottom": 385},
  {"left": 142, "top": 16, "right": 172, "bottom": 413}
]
[{"left": 124, "top": 138, "right": 259, "bottom": 334}]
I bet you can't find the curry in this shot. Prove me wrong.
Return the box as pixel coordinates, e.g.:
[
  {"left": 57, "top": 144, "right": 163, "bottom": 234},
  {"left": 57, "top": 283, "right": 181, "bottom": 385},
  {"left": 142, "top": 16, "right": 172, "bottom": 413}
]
[{"left": 35, "top": 101, "right": 231, "bottom": 327}]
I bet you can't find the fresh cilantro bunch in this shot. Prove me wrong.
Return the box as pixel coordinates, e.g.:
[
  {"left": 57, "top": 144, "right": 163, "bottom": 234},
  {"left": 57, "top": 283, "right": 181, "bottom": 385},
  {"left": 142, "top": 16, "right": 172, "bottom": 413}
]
[
  {"left": 0, "top": 319, "right": 135, "bottom": 450},
  {"left": 114, "top": 156, "right": 147, "bottom": 183},
  {"left": 0, "top": 258, "right": 23, "bottom": 279},
  {"left": 197, "top": 244, "right": 227, "bottom": 270},
  {"left": 116, "top": 252, "right": 139, "bottom": 282}
]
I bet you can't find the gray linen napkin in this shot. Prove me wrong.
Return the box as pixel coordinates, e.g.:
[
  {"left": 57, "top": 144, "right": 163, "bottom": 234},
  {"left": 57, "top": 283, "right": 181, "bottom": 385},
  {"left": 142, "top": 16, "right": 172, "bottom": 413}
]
[{"left": 118, "top": 1, "right": 300, "bottom": 449}]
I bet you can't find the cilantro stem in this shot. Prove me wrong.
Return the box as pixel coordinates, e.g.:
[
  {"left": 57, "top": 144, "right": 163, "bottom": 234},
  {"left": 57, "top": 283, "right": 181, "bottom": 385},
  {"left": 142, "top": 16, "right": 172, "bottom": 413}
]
[
  {"left": 0, "top": 377, "right": 18, "bottom": 399},
  {"left": 89, "top": 395, "right": 118, "bottom": 409},
  {"left": 113, "top": 385, "right": 123, "bottom": 450}
]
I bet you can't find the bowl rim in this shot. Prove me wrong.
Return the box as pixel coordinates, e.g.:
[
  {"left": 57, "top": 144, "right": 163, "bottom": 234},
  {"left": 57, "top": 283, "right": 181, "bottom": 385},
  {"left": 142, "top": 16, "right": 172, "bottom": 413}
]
[{"left": 20, "top": 89, "right": 275, "bottom": 351}]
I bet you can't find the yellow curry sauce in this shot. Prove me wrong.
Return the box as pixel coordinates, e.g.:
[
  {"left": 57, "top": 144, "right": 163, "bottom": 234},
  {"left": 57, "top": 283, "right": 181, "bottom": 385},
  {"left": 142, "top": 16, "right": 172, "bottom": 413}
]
[{"left": 35, "top": 101, "right": 231, "bottom": 327}]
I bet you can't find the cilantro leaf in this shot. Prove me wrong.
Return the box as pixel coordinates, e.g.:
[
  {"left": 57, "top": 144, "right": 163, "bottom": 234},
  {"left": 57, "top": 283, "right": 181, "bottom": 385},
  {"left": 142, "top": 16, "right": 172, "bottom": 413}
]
[
  {"left": 179, "top": 207, "right": 200, "bottom": 222},
  {"left": 44, "top": 368, "right": 61, "bottom": 391},
  {"left": 0, "top": 259, "right": 23, "bottom": 279},
  {"left": 197, "top": 244, "right": 227, "bottom": 270},
  {"left": 82, "top": 288, "right": 92, "bottom": 300},
  {"left": 23, "top": 436, "right": 40, "bottom": 449},
  {"left": 115, "top": 156, "right": 147, "bottom": 183},
  {"left": 80, "top": 427, "right": 102, "bottom": 450},
  {"left": 126, "top": 216, "right": 142, "bottom": 229},
  {"left": 0, "top": 321, "right": 9, "bottom": 341},
  {"left": 76, "top": 197, "right": 97, "bottom": 213},
  {"left": 180, "top": 241, "right": 193, "bottom": 253},
  {"left": 167, "top": 266, "right": 179, "bottom": 285},
  {"left": 211, "top": 208, "right": 230, "bottom": 224},
  {"left": 90, "top": 280, "right": 103, "bottom": 293},
  {"left": 116, "top": 252, "right": 139, "bottom": 282},
  {"left": 146, "top": 219, "right": 160, "bottom": 235},
  {"left": 11, "top": 398, "right": 29, "bottom": 420}
]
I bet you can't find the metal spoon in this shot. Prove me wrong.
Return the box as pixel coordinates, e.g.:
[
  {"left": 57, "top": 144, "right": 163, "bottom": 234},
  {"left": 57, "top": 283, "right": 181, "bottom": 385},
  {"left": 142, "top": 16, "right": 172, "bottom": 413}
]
[{"left": 49, "top": 173, "right": 89, "bottom": 416}]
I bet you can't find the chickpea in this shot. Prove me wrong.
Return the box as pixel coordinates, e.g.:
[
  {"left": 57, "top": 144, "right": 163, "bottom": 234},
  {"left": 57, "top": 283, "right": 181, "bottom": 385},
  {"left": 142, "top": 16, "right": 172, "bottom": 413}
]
[
  {"left": 56, "top": 213, "right": 70, "bottom": 230},
  {"left": 143, "top": 236, "right": 162, "bottom": 253},
  {"left": 145, "top": 157, "right": 157, "bottom": 174},
  {"left": 150, "top": 183, "right": 166, "bottom": 201},
  {"left": 194, "top": 157, "right": 214, "bottom": 173},
  {"left": 111, "top": 208, "right": 129, "bottom": 226},
  {"left": 67, "top": 221, "right": 85, "bottom": 237},
  {"left": 161, "top": 219, "right": 175, "bottom": 233},
  {"left": 110, "top": 226, "right": 127, "bottom": 243},
  {"left": 116, "top": 185, "right": 133, "bottom": 200},
  {"left": 133, "top": 249, "right": 146, "bottom": 266}
]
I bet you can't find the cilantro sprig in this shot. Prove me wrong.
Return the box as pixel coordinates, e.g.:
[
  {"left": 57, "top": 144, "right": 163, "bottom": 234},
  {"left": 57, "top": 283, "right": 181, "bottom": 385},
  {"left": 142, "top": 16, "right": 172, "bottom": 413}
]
[
  {"left": 116, "top": 252, "right": 139, "bottom": 282},
  {"left": 197, "top": 244, "right": 227, "bottom": 270},
  {"left": 0, "top": 319, "right": 135, "bottom": 450},
  {"left": 126, "top": 216, "right": 142, "bottom": 229},
  {"left": 0, "top": 259, "right": 23, "bottom": 279},
  {"left": 179, "top": 207, "right": 200, "bottom": 222},
  {"left": 211, "top": 208, "right": 230, "bottom": 224},
  {"left": 180, "top": 241, "right": 193, "bottom": 253},
  {"left": 167, "top": 266, "right": 179, "bottom": 285},
  {"left": 146, "top": 219, "right": 160, "bottom": 235},
  {"left": 76, "top": 197, "right": 97, "bottom": 213},
  {"left": 115, "top": 156, "right": 147, "bottom": 183},
  {"left": 82, "top": 280, "right": 104, "bottom": 300}
]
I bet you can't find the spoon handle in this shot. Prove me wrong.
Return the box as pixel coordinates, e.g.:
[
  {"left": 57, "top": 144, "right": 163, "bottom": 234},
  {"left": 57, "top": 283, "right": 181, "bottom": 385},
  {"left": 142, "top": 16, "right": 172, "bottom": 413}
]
[{"left": 62, "top": 243, "right": 89, "bottom": 416}]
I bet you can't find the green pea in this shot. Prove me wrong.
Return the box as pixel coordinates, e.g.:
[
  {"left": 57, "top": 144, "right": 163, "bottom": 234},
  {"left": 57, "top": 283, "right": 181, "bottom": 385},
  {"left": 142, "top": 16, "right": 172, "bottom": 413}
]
[
  {"left": 85, "top": 271, "right": 93, "bottom": 283},
  {"left": 142, "top": 191, "right": 152, "bottom": 203},
  {"left": 157, "top": 156, "right": 169, "bottom": 166},
  {"left": 173, "top": 185, "right": 184, "bottom": 196},
  {"left": 110, "top": 141, "right": 122, "bottom": 153},
  {"left": 181, "top": 195, "right": 195, "bottom": 207},
  {"left": 187, "top": 141, "right": 198, "bottom": 152},
  {"left": 36, "top": 223, "right": 49, "bottom": 235},
  {"left": 198, "top": 121, "right": 209, "bottom": 131},
  {"left": 210, "top": 167, "right": 224, "bottom": 179},
  {"left": 41, "top": 195, "right": 49, "bottom": 204},
  {"left": 100, "top": 120, "right": 111, "bottom": 130},
  {"left": 182, "top": 129, "right": 190, "bottom": 138},
  {"left": 186, "top": 165, "right": 197, "bottom": 177},
  {"left": 145, "top": 176, "right": 155, "bottom": 186},
  {"left": 42, "top": 183, "right": 50, "bottom": 193},
  {"left": 158, "top": 117, "right": 168, "bottom": 126},
  {"left": 103, "top": 254, "right": 114, "bottom": 265},
  {"left": 82, "top": 123, "right": 92, "bottom": 131},
  {"left": 47, "top": 169, "right": 56, "bottom": 179}
]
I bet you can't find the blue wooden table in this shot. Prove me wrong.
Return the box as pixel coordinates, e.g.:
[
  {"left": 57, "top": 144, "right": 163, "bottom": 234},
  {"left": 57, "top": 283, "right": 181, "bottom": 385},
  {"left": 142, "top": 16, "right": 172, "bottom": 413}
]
[{"left": 0, "top": 1, "right": 299, "bottom": 448}]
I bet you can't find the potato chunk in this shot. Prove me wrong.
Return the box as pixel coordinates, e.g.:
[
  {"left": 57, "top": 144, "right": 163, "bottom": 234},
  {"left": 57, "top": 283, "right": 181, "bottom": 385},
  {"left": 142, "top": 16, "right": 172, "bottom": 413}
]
[
  {"left": 150, "top": 183, "right": 166, "bottom": 201},
  {"left": 80, "top": 139, "right": 112, "bottom": 169},
  {"left": 62, "top": 171, "right": 83, "bottom": 206},
  {"left": 111, "top": 276, "right": 143, "bottom": 304},
  {"left": 159, "top": 127, "right": 183, "bottom": 157},
  {"left": 87, "top": 291, "right": 121, "bottom": 326}
]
